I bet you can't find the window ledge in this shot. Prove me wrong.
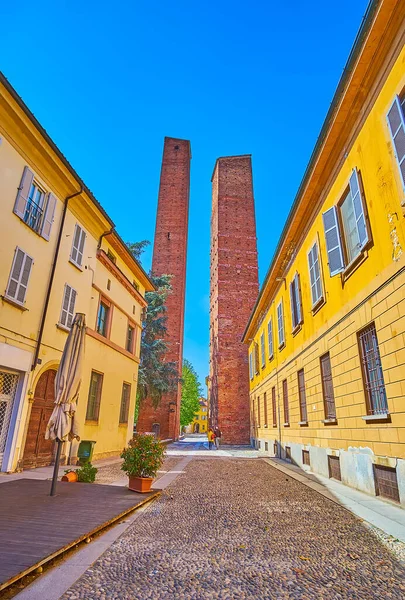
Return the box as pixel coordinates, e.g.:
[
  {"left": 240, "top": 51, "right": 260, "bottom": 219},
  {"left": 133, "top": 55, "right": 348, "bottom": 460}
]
[
  {"left": 292, "top": 324, "right": 302, "bottom": 337},
  {"left": 119, "top": 422, "right": 128, "bottom": 427},
  {"left": 311, "top": 297, "right": 325, "bottom": 316},
  {"left": 341, "top": 248, "right": 369, "bottom": 284},
  {"left": 1, "top": 295, "right": 28, "bottom": 311},
  {"left": 278, "top": 342, "right": 286, "bottom": 351},
  {"left": 69, "top": 258, "right": 84, "bottom": 272},
  {"left": 56, "top": 323, "right": 70, "bottom": 333},
  {"left": 322, "top": 418, "right": 337, "bottom": 425},
  {"left": 298, "top": 420, "right": 308, "bottom": 426},
  {"left": 283, "top": 422, "right": 290, "bottom": 427},
  {"left": 362, "top": 413, "right": 390, "bottom": 422},
  {"left": 272, "top": 424, "right": 277, "bottom": 428},
  {"left": 85, "top": 420, "right": 99, "bottom": 425}
]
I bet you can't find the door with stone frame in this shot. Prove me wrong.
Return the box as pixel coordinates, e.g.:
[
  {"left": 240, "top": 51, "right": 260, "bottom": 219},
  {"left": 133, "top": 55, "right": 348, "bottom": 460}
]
[{"left": 23, "top": 369, "right": 56, "bottom": 468}]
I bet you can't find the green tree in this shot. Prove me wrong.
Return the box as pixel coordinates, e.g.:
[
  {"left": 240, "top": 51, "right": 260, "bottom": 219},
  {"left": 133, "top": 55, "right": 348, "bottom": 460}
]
[
  {"left": 180, "top": 359, "right": 203, "bottom": 428},
  {"left": 126, "top": 242, "right": 179, "bottom": 415}
]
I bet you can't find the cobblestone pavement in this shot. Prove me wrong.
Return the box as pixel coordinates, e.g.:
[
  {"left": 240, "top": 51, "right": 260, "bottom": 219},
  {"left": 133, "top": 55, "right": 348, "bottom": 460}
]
[
  {"left": 61, "top": 451, "right": 405, "bottom": 600},
  {"left": 95, "top": 457, "right": 184, "bottom": 486}
]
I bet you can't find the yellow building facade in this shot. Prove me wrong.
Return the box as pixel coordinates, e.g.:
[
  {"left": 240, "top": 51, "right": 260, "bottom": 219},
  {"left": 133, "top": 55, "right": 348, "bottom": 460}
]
[
  {"left": 184, "top": 399, "right": 208, "bottom": 434},
  {"left": 0, "top": 73, "right": 154, "bottom": 472},
  {"left": 243, "top": 1, "right": 405, "bottom": 504}
]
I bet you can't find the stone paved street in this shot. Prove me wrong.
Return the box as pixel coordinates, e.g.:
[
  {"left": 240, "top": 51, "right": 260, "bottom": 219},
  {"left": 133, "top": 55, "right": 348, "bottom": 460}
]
[{"left": 58, "top": 440, "right": 405, "bottom": 600}]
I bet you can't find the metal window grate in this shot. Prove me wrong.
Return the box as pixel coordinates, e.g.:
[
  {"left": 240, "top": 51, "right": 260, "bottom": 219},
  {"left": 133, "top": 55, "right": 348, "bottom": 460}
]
[
  {"left": 285, "top": 446, "right": 291, "bottom": 462},
  {"left": 263, "top": 392, "right": 268, "bottom": 427},
  {"left": 0, "top": 371, "right": 19, "bottom": 456},
  {"left": 282, "top": 379, "right": 289, "bottom": 423},
  {"left": 265, "top": 442, "right": 268, "bottom": 451},
  {"left": 298, "top": 369, "right": 308, "bottom": 422},
  {"left": 302, "top": 450, "right": 310, "bottom": 466},
  {"left": 272, "top": 387, "right": 277, "bottom": 426},
  {"left": 328, "top": 455, "right": 341, "bottom": 481},
  {"left": 358, "top": 324, "right": 388, "bottom": 415},
  {"left": 320, "top": 353, "right": 336, "bottom": 419},
  {"left": 273, "top": 442, "right": 277, "bottom": 456},
  {"left": 374, "top": 465, "right": 400, "bottom": 503},
  {"left": 119, "top": 383, "right": 131, "bottom": 424}
]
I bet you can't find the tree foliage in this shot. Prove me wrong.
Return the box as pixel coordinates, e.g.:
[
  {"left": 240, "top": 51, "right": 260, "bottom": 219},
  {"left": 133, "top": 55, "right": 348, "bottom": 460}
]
[
  {"left": 126, "top": 241, "right": 179, "bottom": 413},
  {"left": 180, "top": 359, "right": 203, "bottom": 428}
]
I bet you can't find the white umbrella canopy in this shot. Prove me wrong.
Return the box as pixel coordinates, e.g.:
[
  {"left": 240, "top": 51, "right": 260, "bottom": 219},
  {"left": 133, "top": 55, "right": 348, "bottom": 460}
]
[{"left": 46, "top": 313, "right": 86, "bottom": 443}]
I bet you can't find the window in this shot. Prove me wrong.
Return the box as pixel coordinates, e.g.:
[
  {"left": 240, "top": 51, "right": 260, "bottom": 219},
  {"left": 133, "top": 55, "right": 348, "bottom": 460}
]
[
  {"left": 358, "top": 323, "right": 388, "bottom": 416},
  {"left": 263, "top": 391, "right": 268, "bottom": 427},
  {"left": 70, "top": 224, "right": 86, "bottom": 268},
  {"left": 297, "top": 369, "right": 307, "bottom": 423},
  {"left": 290, "top": 273, "right": 303, "bottom": 330},
  {"left": 322, "top": 169, "right": 369, "bottom": 275},
  {"left": 249, "top": 351, "right": 253, "bottom": 380},
  {"left": 272, "top": 386, "right": 277, "bottom": 427},
  {"left": 96, "top": 298, "right": 111, "bottom": 337},
  {"left": 5, "top": 248, "right": 33, "bottom": 305},
  {"left": 260, "top": 332, "right": 265, "bottom": 368},
  {"left": 119, "top": 383, "right": 131, "bottom": 424},
  {"left": 308, "top": 242, "right": 323, "bottom": 306},
  {"left": 126, "top": 323, "right": 135, "bottom": 353},
  {"left": 257, "top": 395, "right": 261, "bottom": 427},
  {"left": 282, "top": 379, "right": 289, "bottom": 425},
  {"left": 254, "top": 342, "right": 260, "bottom": 374},
  {"left": 86, "top": 371, "right": 103, "bottom": 421},
  {"left": 13, "top": 166, "right": 56, "bottom": 239},
  {"left": 387, "top": 94, "right": 405, "bottom": 190},
  {"left": 328, "top": 456, "right": 341, "bottom": 481},
  {"left": 277, "top": 300, "right": 285, "bottom": 348},
  {"left": 59, "top": 284, "right": 77, "bottom": 329},
  {"left": 267, "top": 318, "right": 274, "bottom": 360},
  {"left": 107, "top": 249, "right": 116, "bottom": 264},
  {"left": 302, "top": 450, "right": 310, "bottom": 466},
  {"left": 374, "top": 464, "right": 400, "bottom": 503},
  {"left": 320, "top": 353, "right": 336, "bottom": 420}
]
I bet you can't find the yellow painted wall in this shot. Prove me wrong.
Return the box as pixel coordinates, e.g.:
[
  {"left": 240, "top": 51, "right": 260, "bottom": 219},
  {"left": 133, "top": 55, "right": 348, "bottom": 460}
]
[
  {"left": 189, "top": 401, "right": 208, "bottom": 433},
  {"left": 248, "top": 43, "right": 405, "bottom": 459},
  {"left": 0, "top": 78, "right": 149, "bottom": 470}
]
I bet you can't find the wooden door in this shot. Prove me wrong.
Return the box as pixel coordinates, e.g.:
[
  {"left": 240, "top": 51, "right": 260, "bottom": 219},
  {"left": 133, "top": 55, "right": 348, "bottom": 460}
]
[{"left": 23, "top": 369, "right": 56, "bottom": 468}]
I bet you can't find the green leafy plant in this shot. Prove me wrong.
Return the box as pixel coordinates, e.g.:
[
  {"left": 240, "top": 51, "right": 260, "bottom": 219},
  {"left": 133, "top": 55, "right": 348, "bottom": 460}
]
[
  {"left": 180, "top": 359, "right": 203, "bottom": 427},
  {"left": 121, "top": 434, "right": 166, "bottom": 479},
  {"left": 76, "top": 462, "right": 98, "bottom": 483}
]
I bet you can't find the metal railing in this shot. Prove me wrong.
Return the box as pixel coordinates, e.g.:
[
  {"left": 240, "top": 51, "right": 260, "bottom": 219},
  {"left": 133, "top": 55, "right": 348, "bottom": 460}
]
[
  {"left": 23, "top": 200, "right": 43, "bottom": 233},
  {"left": 359, "top": 324, "right": 388, "bottom": 415}
]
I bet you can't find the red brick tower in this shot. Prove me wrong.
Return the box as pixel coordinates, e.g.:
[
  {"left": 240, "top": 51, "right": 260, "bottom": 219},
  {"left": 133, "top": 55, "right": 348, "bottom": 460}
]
[
  {"left": 209, "top": 155, "right": 259, "bottom": 445},
  {"left": 137, "top": 137, "right": 191, "bottom": 440}
]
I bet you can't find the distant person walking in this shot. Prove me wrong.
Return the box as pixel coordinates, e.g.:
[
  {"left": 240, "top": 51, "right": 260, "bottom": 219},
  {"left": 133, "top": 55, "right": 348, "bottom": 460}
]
[
  {"left": 214, "top": 426, "right": 222, "bottom": 449},
  {"left": 207, "top": 428, "right": 215, "bottom": 450}
]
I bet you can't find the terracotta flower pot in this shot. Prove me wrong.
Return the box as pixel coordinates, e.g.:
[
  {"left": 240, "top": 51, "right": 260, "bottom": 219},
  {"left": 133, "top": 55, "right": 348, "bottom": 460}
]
[
  {"left": 128, "top": 476, "right": 153, "bottom": 493},
  {"left": 62, "top": 471, "right": 78, "bottom": 482}
]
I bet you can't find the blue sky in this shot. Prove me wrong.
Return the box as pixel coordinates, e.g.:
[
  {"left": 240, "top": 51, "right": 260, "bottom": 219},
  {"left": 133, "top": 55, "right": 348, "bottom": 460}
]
[{"left": 0, "top": 0, "right": 368, "bottom": 388}]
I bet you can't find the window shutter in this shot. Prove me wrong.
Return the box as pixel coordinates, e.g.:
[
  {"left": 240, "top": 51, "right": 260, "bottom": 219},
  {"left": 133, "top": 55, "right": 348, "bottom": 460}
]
[
  {"left": 322, "top": 207, "right": 344, "bottom": 275},
  {"left": 77, "top": 228, "right": 86, "bottom": 265},
  {"left": 60, "top": 284, "right": 77, "bottom": 328},
  {"left": 71, "top": 224, "right": 86, "bottom": 266},
  {"left": 41, "top": 193, "right": 57, "bottom": 241},
  {"left": 349, "top": 169, "right": 368, "bottom": 248},
  {"left": 289, "top": 281, "right": 296, "bottom": 328},
  {"left": 268, "top": 319, "right": 273, "bottom": 359},
  {"left": 14, "top": 166, "right": 34, "bottom": 219},
  {"left": 277, "top": 301, "right": 284, "bottom": 346},
  {"left": 6, "top": 248, "right": 33, "bottom": 304},
  {"left": 387, "top": 96, "right": 405, "bottom": 188},
  {"left": 260, "top": 332, "right": 265, "bottom": 368},
  {"left": 295, "top": 274, "right": 302, "bottom": 324}
]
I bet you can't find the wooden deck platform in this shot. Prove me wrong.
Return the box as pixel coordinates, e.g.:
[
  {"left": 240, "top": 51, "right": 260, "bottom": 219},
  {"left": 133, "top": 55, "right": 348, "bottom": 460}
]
[{"left": 0, "top": 478, "right": 159, "bottom": 591}]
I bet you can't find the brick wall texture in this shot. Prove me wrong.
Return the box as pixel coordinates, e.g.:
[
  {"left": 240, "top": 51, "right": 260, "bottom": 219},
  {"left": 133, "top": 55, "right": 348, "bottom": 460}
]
[
  {"left": 209, "top": 155, "right": 259, "bottom": 444},
  {"left": 137, "top": 137, "right": 191, "bottom": 440}
]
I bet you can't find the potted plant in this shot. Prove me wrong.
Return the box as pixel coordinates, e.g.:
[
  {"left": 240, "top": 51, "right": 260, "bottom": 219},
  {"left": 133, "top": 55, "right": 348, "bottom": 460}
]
[
  {"left": 62, "top": 468, "right": 78, "bottom": 482},
  {"left": 121, "top": 434, "right": 166, "bottom": 493}
]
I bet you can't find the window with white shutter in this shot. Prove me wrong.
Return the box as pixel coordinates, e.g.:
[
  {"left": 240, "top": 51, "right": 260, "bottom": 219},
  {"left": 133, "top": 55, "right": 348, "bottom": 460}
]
[
  {"left": 277, "top": 300, "right": 285, "bottom": 348},
  {"left": 322, "top": 206, "right": 344, "bottom": 276},
  {"left": 387, "top": 95, "right": 405, "bottom": 190},
  {"left": 308, "top": 242, "right": 323, "bottom": 306},
  {"left": 5, "top": 248, "right": 33, "bottom": 305},
  {"left": 267, "top": 318, "right": 274, "bottom": 360},
  {"left": 59, "top": 284, "right": 77, "bottom": 329},
  {"left": 290, "top": 273, "right": 303, "bottom": 329},
  {"left": 70, "top": 224, "right": 86, "bottom": 268},
  {"left": 260, "top": 332, "right": 265, "bottom": 368}
]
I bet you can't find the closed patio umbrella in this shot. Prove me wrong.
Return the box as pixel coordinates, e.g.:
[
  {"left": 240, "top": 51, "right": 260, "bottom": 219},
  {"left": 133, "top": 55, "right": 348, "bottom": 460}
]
[{"left": 46, "top": 312, "right": 86, "bottom": 496}]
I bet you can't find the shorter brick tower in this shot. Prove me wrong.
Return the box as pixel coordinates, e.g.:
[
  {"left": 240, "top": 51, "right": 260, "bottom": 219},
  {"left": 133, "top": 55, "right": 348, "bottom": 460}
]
[
  {"left": 209, "top": 155, "right": 259, "bottom": 444},
  {"left": 137, "top": 137, "right": 191, "bottom": 440}
]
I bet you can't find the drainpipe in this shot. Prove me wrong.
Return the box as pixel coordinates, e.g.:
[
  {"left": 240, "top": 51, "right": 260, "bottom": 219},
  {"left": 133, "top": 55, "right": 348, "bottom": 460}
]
[
  {"left": 97, "top": 227, "right": 114, "bottom": 250},
  {"left": 31, "top": 186, "right": 83, "bottom": 371}
]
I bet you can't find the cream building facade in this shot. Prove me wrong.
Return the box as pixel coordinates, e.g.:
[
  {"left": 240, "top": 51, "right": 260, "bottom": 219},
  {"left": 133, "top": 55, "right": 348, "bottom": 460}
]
[{"left": 0, "top": 72, "right": 154, "bottom": 472}]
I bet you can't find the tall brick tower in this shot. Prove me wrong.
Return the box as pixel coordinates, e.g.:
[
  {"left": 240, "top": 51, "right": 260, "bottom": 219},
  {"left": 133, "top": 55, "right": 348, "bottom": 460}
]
[
  {"left": 137, "top": 137, "right": 191, "bottom": 441},
  {"left": 209, "top": 155, "right": 259, "bottom": 445}
]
